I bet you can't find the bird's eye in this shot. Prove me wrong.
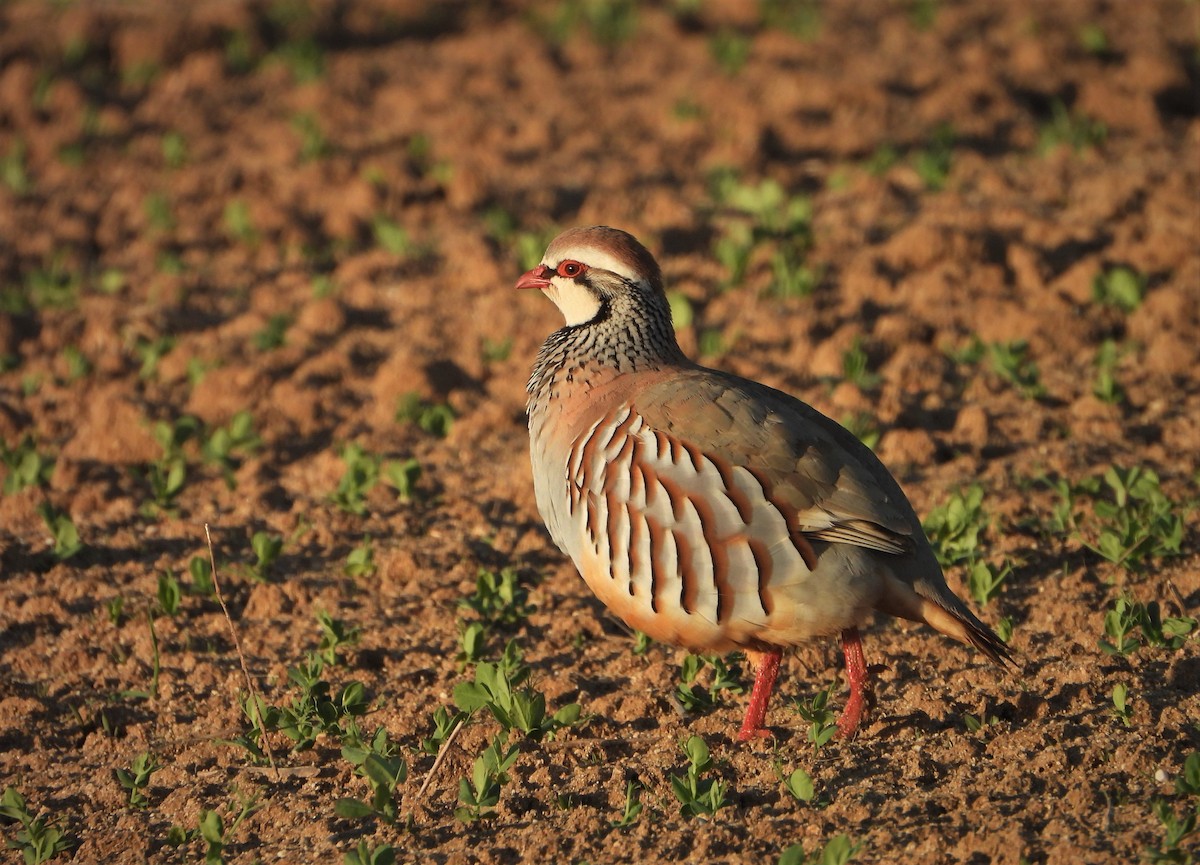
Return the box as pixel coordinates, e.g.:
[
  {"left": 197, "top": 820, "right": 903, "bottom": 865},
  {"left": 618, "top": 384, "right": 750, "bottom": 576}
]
[{"left": 556, "top": 260, "right": 586, "bottom": 278}]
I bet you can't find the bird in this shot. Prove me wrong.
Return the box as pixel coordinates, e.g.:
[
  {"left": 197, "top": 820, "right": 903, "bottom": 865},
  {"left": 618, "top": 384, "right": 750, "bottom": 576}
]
[{"left": 518, "top": 225, "right": 1012, "bottom": 741}]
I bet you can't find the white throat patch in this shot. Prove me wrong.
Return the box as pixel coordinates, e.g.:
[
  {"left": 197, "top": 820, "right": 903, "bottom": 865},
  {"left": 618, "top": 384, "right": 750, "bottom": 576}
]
[{"left": 545, "top": 280, "right": 602, "bottom": 327}]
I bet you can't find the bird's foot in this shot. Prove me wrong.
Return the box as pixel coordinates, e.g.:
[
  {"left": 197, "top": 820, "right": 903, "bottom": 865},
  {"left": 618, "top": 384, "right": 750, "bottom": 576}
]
[{"left": 837, "top": 627, "right": 872, "bottom": 740}]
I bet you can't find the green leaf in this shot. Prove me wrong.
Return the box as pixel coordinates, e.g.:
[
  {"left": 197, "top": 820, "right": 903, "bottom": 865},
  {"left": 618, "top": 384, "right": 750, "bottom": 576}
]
[{"left": 334, "top": 797, "right": 376, "bottom": 819}]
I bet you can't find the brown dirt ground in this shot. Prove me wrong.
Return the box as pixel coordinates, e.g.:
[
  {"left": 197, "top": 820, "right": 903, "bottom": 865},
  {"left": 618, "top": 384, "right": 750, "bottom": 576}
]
[{"left": 1, "top": 1, "right": 1199, "bottom": 863}]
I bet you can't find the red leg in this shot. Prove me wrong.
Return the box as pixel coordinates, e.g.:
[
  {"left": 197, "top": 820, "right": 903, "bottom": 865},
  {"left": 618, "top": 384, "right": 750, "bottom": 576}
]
[
  {"left": 837, "top": 627, "right": 871, "bottom": 739},
  {"left": 737, "top": 649, "right": 782, "bottom": 742}
]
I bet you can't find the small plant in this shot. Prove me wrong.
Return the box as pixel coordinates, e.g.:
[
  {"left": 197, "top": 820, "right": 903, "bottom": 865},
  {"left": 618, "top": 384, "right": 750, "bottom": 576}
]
[
  {"left": 1092, "top": 266, "right": 1146, "bottom": 313},
  {"left": 457, "top": 620, "right": 488, "bottom": 667},
  {"left": 161, "top": 131, "right": 187, "bottom": 168},
  {"left": 384, "top": 458, "right": 422, "bottom": 502},
  {"left": 912, "top": 124, "right": 954, "bottom": 191},
  {"left": 1, "top": 786, "right": 75, "bottom": 863},
  {"left": 344, "top": 840, "right": 395, "bottom": 865},
  {"left": 252, "top": 314, "right": 291, "bottom": 351},
  {"left": 157, "top": 570, "right": 183, "bottom": 616},
  {"left": 841, "top": 412, "right": 880, "bottom": 451},
  {"left": 315, "top": 611, "right": 361, "bottom": 667},
  {"left": 675, "top": 653, "right": 744, "bottom": 712},
  {"left": 1050, "top": 466, "right": 1186, "bottom": 570},
  {"left": 1037, "top": 100, "right": 1107, "bottom": 154},
  {"left": 453, "top": 657, "right": 580, "bottom": 739},
  {"left": 188, "top": 556, "right": 215, "bottom": 597},
  {"left": 61, "top": 346, "right": 90, "bottom": 382},
  {"left": 115, "top": 752, "right": 161, "bottom": 808},
  {"left": 459, "top": 567, "right": 534, "bottom": 626},
  {"left": 793, "top": 686, "right": 838, "bottom": 749},
  {"left": 331, "top": 443, "right": 381, "bottom": 515},
  {"left": 841, "top": 338, "right": 880, "bottom": 391},
  {"left": 343, "top": 535, "right": 377, "bottom": 578},
  {"left": 455, "top": 733, "right": 519, "bottom": 822},
  {"left": 779, "top": 834, "right": 862, "bottom": 865},
  {"left": 1110, "top": 683, "right": 1132, "bottom": 727},
  {"left": 223, "top": 199, "right": 258, "bottom": 245},
  {"left": 670, "top": 735, "right": 730, "bottom": 819},
  {"left": 1098, "top": 594, "right": 1195, "bottom": 656},
  {"left": 710, "top": 30, "right": 751, "bottom": 75},
  {"left": 335, "top": 731, "right": 408, "bottom": 826},
  {"left": 966, "top": 558, "right": 1011, "bottom": 607},
  {"left": 781, "top": 766, "right": 815, "bottom": 803},
  {"left": 202, "top": 410, "right": 261, "bottom": 488},
  {"left": 1, "top": 435, "right": 54, "bottom": 494},
  {"left": 372, "top": 215, "right": 412, "bottom": 256},
  {"left": 143, "top": 191, "right": 175, "bottom": 232},
  {"left": 1078, "top": 23, "right": 1109, "bottom": 54},
  {"left": 247, "top": 531, "right": 283, "bottom": 582},
  {"left": 1, "top": 138, "right": 30, "bottom": 194},
  {"left": 987, "top": 340, "right": 1044, "bottom": 399},
  {"left": 420, "top": 706, "right": 468, "bottom": 755},
  {"left": 166, "top": 795, "right": 261, "bottom": 865},
  {"left": 395, "top": 392, "right": 455, "bottom": 437},
  {"left": 611, "top": 780, "right": 644, "bottom": 828},
  {"left": 133, "top": 335, "right": 175, "bottom": 380},
  {"left": 1147, "top": 797, "right": 1198, "bottom": 864},
  {"left": 37, "top": 503, "right": 83, "bottom": 560},
  {"left": 1092, "top": 340, "right": 1126, "bottom": 404},
  {"left": 291, "top": 112, "right": 330, "bottom": 161},
  {"left": 922, "top": 483, "right": 988, "bottom": 567}
]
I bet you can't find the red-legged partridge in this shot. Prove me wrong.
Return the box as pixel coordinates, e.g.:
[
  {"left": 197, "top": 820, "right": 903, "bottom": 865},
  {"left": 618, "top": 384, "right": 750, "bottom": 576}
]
[{"left": 519, "top": 225, "right": 1012, "bottom": 740}]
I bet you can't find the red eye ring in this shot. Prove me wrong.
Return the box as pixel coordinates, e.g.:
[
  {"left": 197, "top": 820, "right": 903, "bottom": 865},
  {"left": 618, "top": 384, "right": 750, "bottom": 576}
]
[{"left": 556, "top": 260, "right": 586, "bottom": 278}]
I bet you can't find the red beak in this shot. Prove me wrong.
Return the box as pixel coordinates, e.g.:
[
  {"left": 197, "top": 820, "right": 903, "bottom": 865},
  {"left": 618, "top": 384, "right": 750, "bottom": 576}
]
[{"left": 516, "top": 264, "right": 552, "bottom": 290}]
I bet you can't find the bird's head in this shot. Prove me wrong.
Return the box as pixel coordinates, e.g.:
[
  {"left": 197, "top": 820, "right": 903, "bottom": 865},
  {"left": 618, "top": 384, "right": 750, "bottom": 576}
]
[{"left": 516, "top": 226, "right": 665, "bottom": 328}]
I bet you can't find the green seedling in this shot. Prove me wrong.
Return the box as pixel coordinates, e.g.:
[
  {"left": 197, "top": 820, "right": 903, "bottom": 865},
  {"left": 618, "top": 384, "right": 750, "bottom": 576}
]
[
  {"left": 912, "top": 125, "right": 954, "bottom": 190},
  {"left": 421, "top": 706, "right": 468, "bottom": 756},
  {"left": 2, "top": 435, "right": 54, "bottom": 494},
  {"left": 841, "top": 412, "right": 880, "bottom": 451},
  {"left": 910, "top": 0, "right": 938, "bottom": 29},
  {"left": 1, "top": 138, "right": 30, "bottom": 194},
  {"left": 384, "top": 458, "right": 422, "bottom": 502},
  {"left": 115, "top": 752, "right": 161, "bottom": 808},
  {"left": 161, "top": 131, "right": 187, "bottom": 168},
  {"left": 1092, "top": 340, "right": 1126, "bottom": 404},
  {"left": 343, "top": 535, "right": 377, "bottom": 578},
  {"left": 331, "top": 443, "right": 381, "bottom": 515},
  {"left": 253, "top": 314, "right": 290, "bottom": 351},
  {"left": 1099, "top": 595, "right": 1195, "bottom": 656},
  {"left": 457, "top": 620, "right": 488, "bottom": 667},
  {"left": 459, "top": 567, "right": 534, "bottom": 626},
  {"left": 987, "top": 340, "right": 1044, "bottom": 398},
  {"left": 142, "top": 457, "right": 186, "bottom": 515},
  {"left": 708, "top": 173, "right": 815, "bottom": 292},
  {"left": 372, "top": 215, "right": 412, "bottom": 256},
  {"left": 779, "top": 834, "right": 862, "bottom": 865},
  {"left": 1110, "top": 683, "right": 1132, "bottom": 727},
  {"left": 632, "top": 629, "right": 652, "bottom": 656},
  {"left": 995, "top": 616, "right": 1014, "bottom": 644},
  {"left": 167, "top": 794, "right": 260, "bottom": 865},
  {"left": 336, "top": 730, "right": 408, "bottom": 826},
  {"left": 1147, "top": 797, "right": 1197, "bottom": 864},
  {"left": 106, "top": 596, "right": 125, "bottom": 627},
  {"left": 761, "top": 0, "right": 822, "bottom": 39},
  {"left": 345, "top": 841, "right": 395, "bottom": 865},
  {"left": 247, "top": 531, "right": 283, "bottom": 582},
  {"left": 962, "top": 712, "right": 1000, "bottom": 732},
  {"left": 1, "top": 786, "right": 75, "bottom": 863},
  {"left": 202, "top": 411, "right": 260, "bottom": 488},
  {"left": 395, "top": 392, "right": 455, "bottom": 437},
  {"left": 133, "top": 335, "right": 175, "bottom": 380},
  {"left": 675, "top": 653, "right": 744, "bottom": 712},
  {"left": 37, "top": 503, "right": 83, "bottom": 560},
  {"left": 1078, "top": 23, "right": 1109, "bottom": 54},
  {"left": 781, "top": 766, "right": 815, "bottom": 803},
  {"left": 710, "top": 30, "right": 751, "bottom": 75},
  {"left": 611, "top": 780, "right": 644, "bottom": 828},
  {"left": 769, "top": 246, "right": 821, "bottom": 299},
  {"left": 223, "top": 199, "right": 258, "bottom": 245},
  {"left": 157, "top": 570, "right": 182, "bottom": 616},
  {"left": 866, "top": 143, "right": 899, "bottom": 176},
  {"left": 670, "top": 735, "right": 730, "bottom": 819},
  {"left": 1092, "top": 266, "right": 1145, "bottom": 313},
  {"left": 291, "top": 112, "right": 330, "bottom": 161},
  {"left": 1051, "top": 466, "right": 1185, "bottom": 570},
  {"left": 793, "top": 686, "right": 838, "bottom": 749},
  {"left": 1177, "top": 753, "right": 1200, "bottom": 798},
  {"left": 453, "top": 657, "right": 580, "bottom": 739},
  {"left": 316, "top": 611, "right": 361, "bottom": 667},
  {"left": 456, "top": 732, "right": 519, "bottom": 823},
  {"left": 1037, "top": 100, "right": 1107, "bottom": 154},
  {"left": 841, "top": 339, "right": 880, "bottom": 391},
  {"left": 61, "top": 346, "right": 90, "bottom": 382},
  {"left": 923, "top": 483, "right": 988, "bottom": 567},
  {"left": 966, "top": 558, "right": 1011, "bottom": 607},
  {"left": 143, "top": 191, "right": 175, "bottom": 233},
  {"left": 188, "top": 556, "right": 215, "bottom": 597}
]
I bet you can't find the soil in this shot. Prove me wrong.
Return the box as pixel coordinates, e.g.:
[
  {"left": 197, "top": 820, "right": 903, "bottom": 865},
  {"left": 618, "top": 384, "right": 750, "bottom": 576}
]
[{"left": 1, "top": 1, "right": 1198, "bottom": 863}]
